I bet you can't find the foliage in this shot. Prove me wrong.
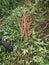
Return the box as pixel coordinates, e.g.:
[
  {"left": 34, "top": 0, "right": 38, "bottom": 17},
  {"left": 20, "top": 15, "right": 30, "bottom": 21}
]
[
  {"left": 0, "top": 0, "right": 49, "bottom": 65},
  {"left": 0, "top": 0, "right": 20, "bottom": 18},
  {"left": 0, "top": 0, "right": 49, "bottom": 18}
]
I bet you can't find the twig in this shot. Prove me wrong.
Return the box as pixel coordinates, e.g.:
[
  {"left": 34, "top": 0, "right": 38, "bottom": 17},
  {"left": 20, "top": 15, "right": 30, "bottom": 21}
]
[
  {"left": 0, "top": 16, "right": 6, "bottom": 22},
  {"left": 0, "top": 21, "right": 10, "bottom": 28}
]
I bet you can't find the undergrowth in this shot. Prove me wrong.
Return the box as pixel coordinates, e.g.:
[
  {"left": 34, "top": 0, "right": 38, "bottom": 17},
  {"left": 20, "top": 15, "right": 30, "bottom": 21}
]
[{"left": 0, "top": 4, "right": 49, "bottom": 65}]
